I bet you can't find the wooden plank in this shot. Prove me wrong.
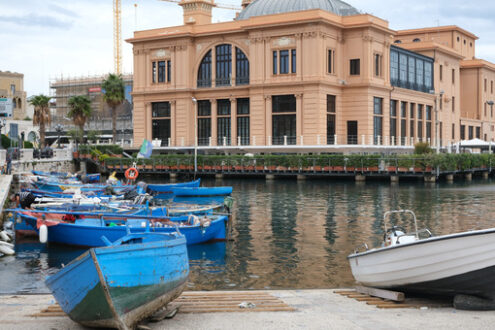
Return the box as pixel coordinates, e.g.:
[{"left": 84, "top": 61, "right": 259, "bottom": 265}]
[
  {"left": 376, "top": 304, "right": 415, "bottom": 309},
  {"left": 178, "top": 307, "right": 296, "bottom": 313},
  {"left": 355, "top": 297, "right": 384, "bottom": 302},
  {"left": 347, "top": 294, "right": 371, "bottom": 299},
  {"left": 366, "top": 301, "right": 401, "bottom": 306},
  {"left": 181, "top": 291, "right": 268, "bottom": 296},
  {"left": 334, "top": 290, "right": 357, "bottom": 295},
  {"left": 355, "top": 286, "right": 405, "bottom": 302}
]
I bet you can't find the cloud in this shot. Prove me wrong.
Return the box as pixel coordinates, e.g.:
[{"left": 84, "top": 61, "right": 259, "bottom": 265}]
[
  {"left": 48, "top": 3, "right": 79, "bottom": 19},
  {"left": 0, "top": 13, "right": 73, "bottom": 29}
]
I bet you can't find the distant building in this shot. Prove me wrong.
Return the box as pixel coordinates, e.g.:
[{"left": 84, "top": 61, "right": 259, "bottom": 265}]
[
  {"left": 49, "top": 74, "right": 134, "bottom": 142},
  {"left": 127, "top": 0, "right": 495, "bottom": 150},
  {"left": 0, "top": 70, "right": 27, "bottom": 120}
]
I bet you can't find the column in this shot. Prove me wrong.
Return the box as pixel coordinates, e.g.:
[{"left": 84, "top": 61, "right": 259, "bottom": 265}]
[
  {"left": 211, "top": 47, "right": 216, "bottom": 88},
  {"left": 231, "top": 98, "right": 237, "bottom": 146},
  {"left": 296, "top": 93, "right": 303, "bottom": 144},
  {"left": 211, "top": 99, "right": 217, "bottom": 146}
]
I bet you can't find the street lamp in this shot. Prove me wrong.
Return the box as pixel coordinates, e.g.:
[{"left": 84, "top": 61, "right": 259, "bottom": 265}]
[
  {"left": 430, "top": 90, "right": 445, "bottom": 154},
  {"left": 192, "top": 97, "right": 198, "bottom": 176},
  {"left": 487, "top": 100, "right": 494, "bottom": 153},
  {"left": 55, "top": 124, "right": 63, "bottom": 149}
]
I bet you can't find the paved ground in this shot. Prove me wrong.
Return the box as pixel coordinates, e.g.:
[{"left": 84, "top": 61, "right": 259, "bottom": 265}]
[{"left": 2, "top": 290, "right": 495, "bottom": 330}]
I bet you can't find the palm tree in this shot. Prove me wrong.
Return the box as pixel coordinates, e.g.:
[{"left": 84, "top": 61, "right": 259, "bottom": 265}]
[
  {"left": 68, "top": 95, "right": 92, "bottom": 145},
  {"left": 102, "top": 74, "right": 125, "bottom": 143},
  {"left": 29, "top": 94, "right": 51, "bottom": 148}
]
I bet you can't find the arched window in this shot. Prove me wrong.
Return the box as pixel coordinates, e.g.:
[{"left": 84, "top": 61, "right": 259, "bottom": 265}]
[
  {"left": 197, "top": 50, "right": 212, "bottom": 88},
  {"left": 216, "top": 44, "right": 232, "bottom": 86},
  {"left": 394, "top": 40, "right": 402, "bottom": 44},
  {"left": 413, "top": 38, "right": 421, "bottom": 42},
  {"left": 236, "top": 47, "right": 249, "bottom": 85},
  {"left": 197, "top": 44, "right": 250, "bottom": 88}
]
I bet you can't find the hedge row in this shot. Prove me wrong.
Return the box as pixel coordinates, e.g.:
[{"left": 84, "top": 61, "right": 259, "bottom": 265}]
[
  {"left": 101, "top": 153, "right": 495, "bottom": 172},
  {"left": 78, "top": 144, "right": 123, "bottom": 155}
]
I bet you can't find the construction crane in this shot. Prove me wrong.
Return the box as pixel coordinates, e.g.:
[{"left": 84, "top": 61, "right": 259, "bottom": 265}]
[
  {"left": 113, "top": 0, "right": 122, "bottom": 75},
  {"left": 159, "top": 0, "right": 241, "bottom": 11}
]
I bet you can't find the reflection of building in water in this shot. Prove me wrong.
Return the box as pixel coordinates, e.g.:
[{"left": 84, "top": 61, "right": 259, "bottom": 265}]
[
  {"left": 0, "top": 70, "right": 27, "bottom": 120},
  {"left": 48, "top": 74, "right": 133, "bottom": 141}
]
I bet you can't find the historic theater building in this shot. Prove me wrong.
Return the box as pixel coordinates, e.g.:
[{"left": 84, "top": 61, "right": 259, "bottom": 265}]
[{"left": 128, "top": 0, "right": 495, "bottom": 150}]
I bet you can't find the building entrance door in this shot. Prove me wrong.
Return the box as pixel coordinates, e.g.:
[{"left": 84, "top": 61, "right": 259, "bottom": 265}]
[{"left": 347, "top": 121, "right": 358, "bottom": 145}]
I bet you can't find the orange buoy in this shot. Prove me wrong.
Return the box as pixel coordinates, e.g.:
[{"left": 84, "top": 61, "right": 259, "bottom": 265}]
[{"left": 125, "top": 167, "right": 139, "bottom": 181}]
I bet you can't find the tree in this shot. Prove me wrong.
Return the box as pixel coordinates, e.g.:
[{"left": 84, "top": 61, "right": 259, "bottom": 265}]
[
  {"left": 29, "top": 94, "right": 51, "bottom": 148},
  {"left": 102, "top": 74, "right": 125, "bottom": 143},
  {"left": 68, "top": 95, "right": 92, "bottom": 144}
]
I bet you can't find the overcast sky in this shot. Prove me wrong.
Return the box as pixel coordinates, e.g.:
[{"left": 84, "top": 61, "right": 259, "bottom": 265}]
[{"left": 1, "top": 0, "right": 494, "bottom": 96}]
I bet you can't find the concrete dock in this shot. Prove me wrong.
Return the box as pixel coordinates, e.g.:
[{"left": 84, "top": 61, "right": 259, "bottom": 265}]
[{"left": 2, "top": 290, "right": 495, "bottom": 330}]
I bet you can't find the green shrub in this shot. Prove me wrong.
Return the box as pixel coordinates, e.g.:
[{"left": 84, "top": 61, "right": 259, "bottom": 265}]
[
  {"left": 414, "top": 142, "right": 433, "bottom": 154},
  {"left": 23, "top": 141, "right": 33, "bottom": 149}
]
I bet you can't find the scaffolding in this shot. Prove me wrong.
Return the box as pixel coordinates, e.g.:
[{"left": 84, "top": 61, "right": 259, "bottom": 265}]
[{"left": 48, "top": 73, "right": 133, "bottom": 141}]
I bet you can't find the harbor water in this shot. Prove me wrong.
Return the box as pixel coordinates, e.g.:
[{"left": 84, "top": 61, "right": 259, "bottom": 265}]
[{"left": 2, "top": 177, "right": 495, "bottom": 294}]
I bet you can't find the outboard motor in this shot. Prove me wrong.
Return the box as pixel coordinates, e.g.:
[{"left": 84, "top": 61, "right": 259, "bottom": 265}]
[{"left": 136, "top": 181, "right": 148, "bottom": 195}]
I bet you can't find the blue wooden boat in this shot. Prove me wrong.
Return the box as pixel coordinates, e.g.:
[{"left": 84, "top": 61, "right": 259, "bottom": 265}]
[
  {"left": 32, "top": 171, "right": 101, "bottom": 183},
  {"left": 45, "top": 232, "right": 189, "bottom": 329},
  {"left": 147, "top": 179, "right": 201, "bottom": 198},
  {"left": 22, "top": 188, "right": 120, "bottom": 199},
  {"left": 16, "top": 210, "right": 228, "bottom": 247},
  {"left": 170, "top": 186, "right": 233, "bottom": 197}
]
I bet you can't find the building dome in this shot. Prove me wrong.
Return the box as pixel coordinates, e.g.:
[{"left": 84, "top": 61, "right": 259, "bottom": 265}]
[{"left": 237, "top": 0, "right": 360, "bottom": 20}]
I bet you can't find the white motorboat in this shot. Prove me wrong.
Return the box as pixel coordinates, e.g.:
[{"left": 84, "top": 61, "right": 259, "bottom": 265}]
[{"left": 348, "top": 210, "right": 495, "bottom": 307}]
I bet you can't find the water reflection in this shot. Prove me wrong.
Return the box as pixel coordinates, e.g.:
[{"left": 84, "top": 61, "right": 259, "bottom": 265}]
[{"left": 3, "top": 178, "right": 495, "bottom": 293}]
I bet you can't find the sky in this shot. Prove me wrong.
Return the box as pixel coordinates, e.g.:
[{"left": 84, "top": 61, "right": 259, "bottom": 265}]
[{"left": 1, "top": 0, "right": 495, "bottom": 96}]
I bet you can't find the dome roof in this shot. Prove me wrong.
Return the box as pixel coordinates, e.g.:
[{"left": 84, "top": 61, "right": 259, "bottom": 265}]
[{"left": 237, "top": 0, "right": 360, "bottom": 20}]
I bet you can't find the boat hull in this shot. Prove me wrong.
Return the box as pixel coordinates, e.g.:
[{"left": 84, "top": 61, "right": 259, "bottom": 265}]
[
  {"left": 22, "top": 214, "right": 228, "bottom": 247},
  {"left": 170, "top": 186, "right": 233, "bottom": 197},
  {"left": 348, "top": 228, "right": 495, "bottom": 299},
  {"left": 46, "top": 234, "right": 189, "bottom": 329}
]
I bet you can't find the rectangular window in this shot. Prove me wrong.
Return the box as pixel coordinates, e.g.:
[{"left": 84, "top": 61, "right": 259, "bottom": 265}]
[
  {"left": 374, "top": 97, "right": 383, "bottom": 115},
  {"left": 328, "top": 49, "right": 334, "bottom": 74},
  {"left": 197, "top": 100, "right": 211, "bottom": 117},
  {"left": 158, "top": 61, "right": 166, "bottom": 83},
  {"left": 272, "top": 95, "right": 296, "bottom": 113},
  {"left": 327, "top": 95, "right": 336, "bottom": 113},
  {"left": 279, "top": 50, "right": 289, "bottom": 74},
  {"left": 167, "top": 60, "right": 171, "bottom": 82},
  {"left": 452, "top": 69, "right": 455, "bottom": 84},
  {"left": 217, "top": 99, "right": 231, "bottom": 116},
  {"left": 216, "top": 44, "right": 232, "bottom": 86},
  {"left": 416, "top": 59, "right": 424, "bottom": 88},
  {"left": 10, "top": 84, "right": 15, "bottom": 95},
  {"left": 237, "top": 116, "right": 250, "bottom": 145},
  {"left": 237, "top": 98, "right": 250, "bottom": 115},
  {"left": 152, "top": 119, "right": 171, "bottom": 146},
  {"left": 373, "top": 97, "right": 383, "bottom": 144},
  {"left": 410, "top": 103, "right": 415, "bottom": 119},
  {"left": 273, "top": 51, "right": 277, "bottom": 74},
  {"left": 197, "top": 118, "right": 211, "bottom": 146},
  {"left": 350, "top": 59, "right": 360, "bottom": 75},
  {"left": 399, "top": 54, "right": 407, "bottom": 83},
  {"left": 440, "top": 65, "right": 443, "bottom": 81},
  {"left": 327, "top": 114, "right": 336, "bottom": 144},
  {"left": 217, "top": 117, "right": 231, "bottom": 145},
  {"left": 237, "top": 98, "right": 250, "bottom": 145},
  {"left": 390, "top": 100, "right": 397, "bottom": 141},
  {"left": 236, "top": 48, "right": 250, "bottom": 85},
  {"left": 452, "top": 123, "right": 455, "bottom": 140},
  {"left": 469, "top": 126, "right": 474, "bottom": 139},
  {"left": 152, "top": 102, "right": 171, "bottom": 118},
  {"left": 485, "top": 79, "right": 487, "bottom": 92},
  {"left": 152, "top": 62, "right": 156, "bottom": 83},
  {"left": 476, "top": 127, "right": 481, "bottom": 139},
  {"left": 374, "top": 54, "right": 381, "bottom": 77},
  {"left": 417, "top": 104, "right": 423, "bottom": 139},
  {"left": 272, "top": 115, "right": 296, "bottom": 145},
  {"left": 408, "top": 57, "right": 416, "bottom": 86},
  {"left": 390, "top": 50, "right": 399, "bottom": 83},
  {"left": 460, "top": 125, "right": 465, "bottom": 140},
  {"left": 452, "top": 96, "right": 455, "bottom": 113},
  {"left": 426, "top": 105, "right": 432, "bottom": 141},
  {"left": 197, "top": 100, "right": 212, "bottom": 146},
  {"left": 426, "top": 105, "right": 432, "bottom": 121},
  {"left": 216, "top": 100, "right": 232, "bottom": 145},
  {"left": 291, "top": 49, "right": 296, "bottom": 73}
]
